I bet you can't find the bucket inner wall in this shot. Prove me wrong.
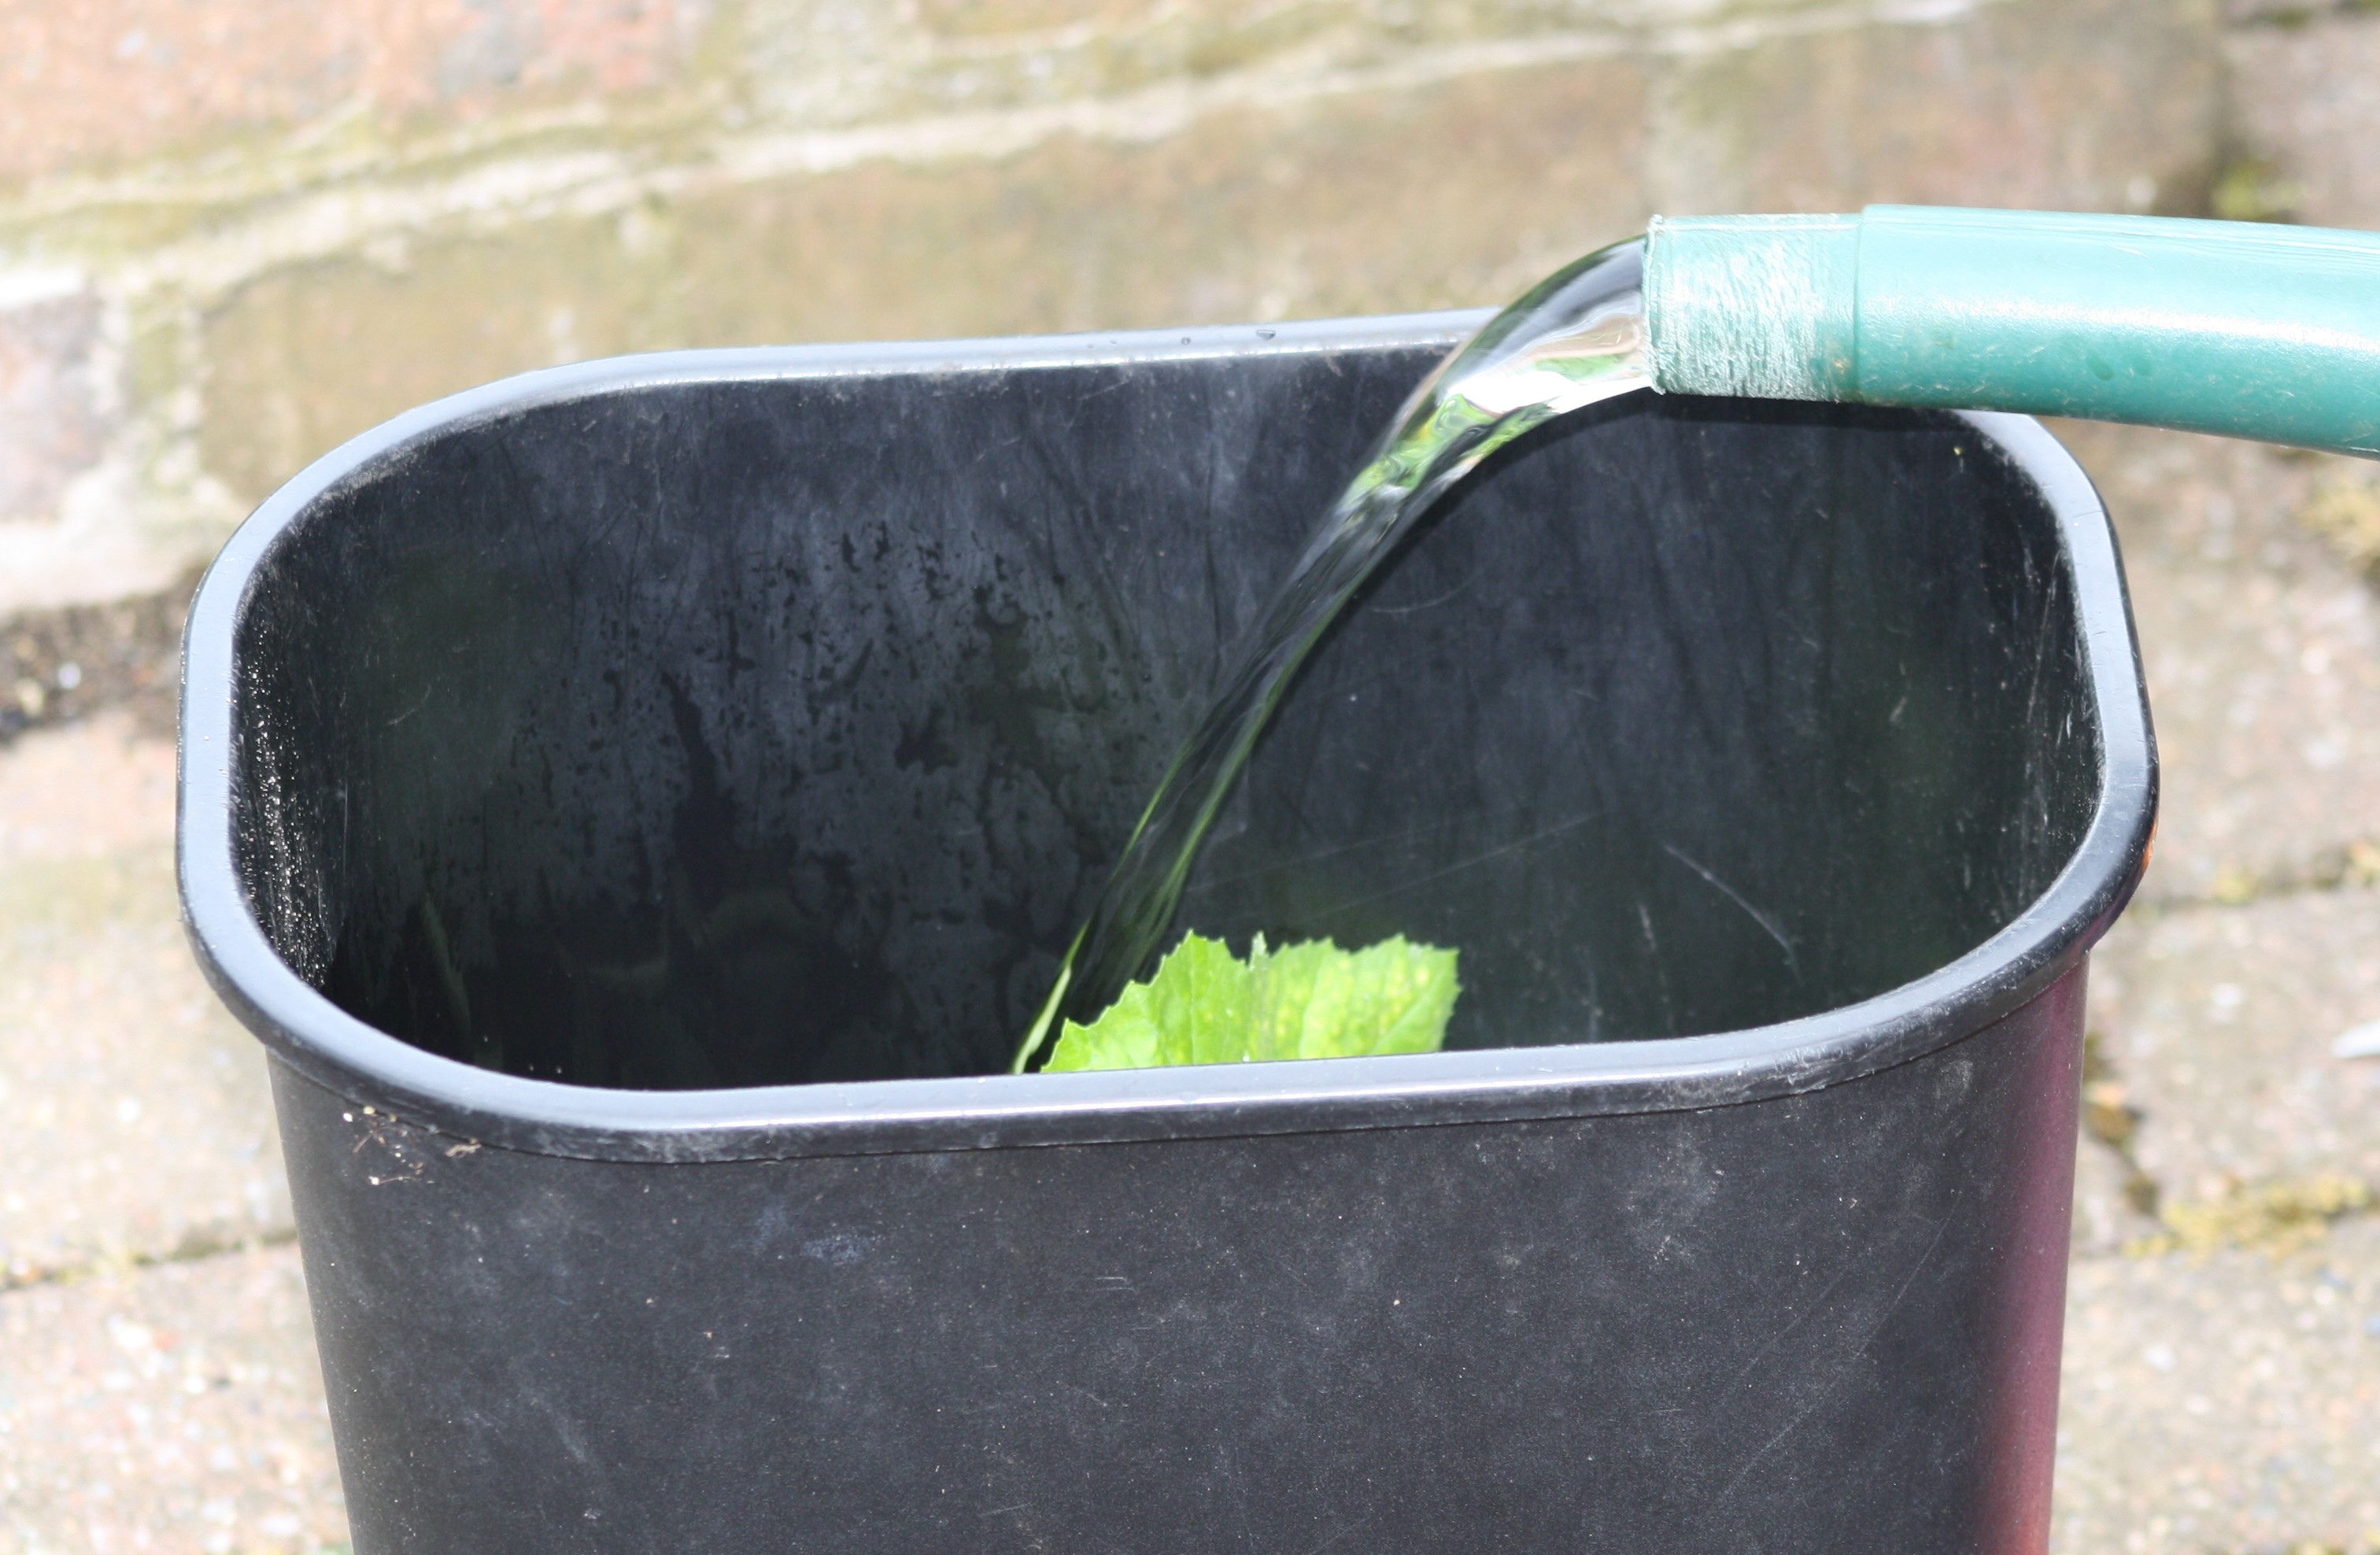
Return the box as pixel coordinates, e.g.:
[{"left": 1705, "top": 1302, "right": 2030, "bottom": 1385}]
[{"left": 229, "top": 349, "right": 2097, "bottom": 1089}]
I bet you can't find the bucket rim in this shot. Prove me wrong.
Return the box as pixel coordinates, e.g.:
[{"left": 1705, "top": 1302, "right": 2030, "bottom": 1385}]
[{"left": 176, "top": 311, "right": 2155, "bottom": 1163}]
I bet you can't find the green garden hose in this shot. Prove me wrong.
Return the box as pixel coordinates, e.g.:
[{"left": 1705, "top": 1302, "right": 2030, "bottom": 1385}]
[{"left": 1643, "top": 206, "right": 2380, "bottom": 456}]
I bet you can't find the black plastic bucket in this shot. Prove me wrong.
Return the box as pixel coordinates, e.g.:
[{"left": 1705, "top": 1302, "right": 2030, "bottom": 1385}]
[{"left": 179, "top": 313, "right": 2153, "bottom": 1553}]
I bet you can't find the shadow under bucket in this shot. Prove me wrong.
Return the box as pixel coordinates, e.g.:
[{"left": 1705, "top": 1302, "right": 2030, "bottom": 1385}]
[{"left": 179, "top": 312, "right": 2153, "bottom": 1553}]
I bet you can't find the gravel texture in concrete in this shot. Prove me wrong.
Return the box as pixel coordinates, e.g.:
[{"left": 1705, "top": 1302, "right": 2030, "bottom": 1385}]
[
  {"left": 2056, "top": 1221, "right": 2380, "bottom": 1555},
  {"left": 0, "top": 1247, "right": 345, "bottom": 1555}
]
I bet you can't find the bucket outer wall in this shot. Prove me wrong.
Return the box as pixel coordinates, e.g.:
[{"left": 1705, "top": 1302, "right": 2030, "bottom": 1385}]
[
  {"left": 179, "top": 316, "right": 2154, "bottom": 1553},
  {"left": 276, "top": 970, "right": 2085, "bottom": 1553}
]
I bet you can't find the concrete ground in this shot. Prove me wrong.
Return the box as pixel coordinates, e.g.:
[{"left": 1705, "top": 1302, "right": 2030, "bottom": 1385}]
[
  {"left": 0, "top": 714, "right": 341, "bottom": 1553},
  {"left": 2, "top": 423, "right": 2379, "bottom": 1552},
  {"left": 2053, "top": 422, "right": 2380, "bottom": 1555}
]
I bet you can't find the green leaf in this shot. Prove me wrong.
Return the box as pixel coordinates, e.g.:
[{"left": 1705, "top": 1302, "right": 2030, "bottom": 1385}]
[{"left": 1044, "top": 932, "right": 1459, "bottom": 1073}]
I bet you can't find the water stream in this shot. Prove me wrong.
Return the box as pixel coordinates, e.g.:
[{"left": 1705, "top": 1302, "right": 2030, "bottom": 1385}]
[{"left": 1014, "top": 238, "right": 1656, "bottom": 1070}]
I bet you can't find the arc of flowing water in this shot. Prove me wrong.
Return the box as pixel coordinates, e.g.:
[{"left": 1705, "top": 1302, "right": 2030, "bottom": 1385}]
[
  {"left": 1018, "top": 205, "right": 2380, "bottom": 1071},
  {"left": 1011, "top": 238, "right": 1657, "bottom": 1071}
]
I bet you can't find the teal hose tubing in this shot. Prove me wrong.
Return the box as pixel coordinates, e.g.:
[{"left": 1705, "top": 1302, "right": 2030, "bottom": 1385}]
[{"left": 1643, "top": 206, "right": 2380, "bottom": 457}]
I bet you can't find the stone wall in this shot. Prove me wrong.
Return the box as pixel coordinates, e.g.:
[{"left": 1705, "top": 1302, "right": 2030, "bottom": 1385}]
[{"left": 1, "top": 0, "right": 2230, "bottom": 613}]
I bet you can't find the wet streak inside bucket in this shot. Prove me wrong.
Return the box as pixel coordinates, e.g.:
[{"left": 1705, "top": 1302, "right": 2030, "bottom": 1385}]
[{"left": 230, "top": 338, "right": 2097, "bottom": 1089}]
